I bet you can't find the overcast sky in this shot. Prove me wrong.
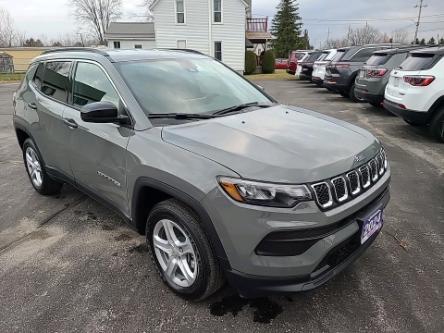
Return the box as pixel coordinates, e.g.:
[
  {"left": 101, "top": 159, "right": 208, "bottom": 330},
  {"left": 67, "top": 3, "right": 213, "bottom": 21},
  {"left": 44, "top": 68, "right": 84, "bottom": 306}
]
[{"left": 1, "top": 0, "right": 444, "bottom": 46}]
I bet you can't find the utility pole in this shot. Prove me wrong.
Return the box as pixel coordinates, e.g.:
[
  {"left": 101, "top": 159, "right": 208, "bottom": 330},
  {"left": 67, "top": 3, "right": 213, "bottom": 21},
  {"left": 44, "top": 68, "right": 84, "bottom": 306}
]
[{"left": 414, "top": 0, "right": 427, "bottom": 44}]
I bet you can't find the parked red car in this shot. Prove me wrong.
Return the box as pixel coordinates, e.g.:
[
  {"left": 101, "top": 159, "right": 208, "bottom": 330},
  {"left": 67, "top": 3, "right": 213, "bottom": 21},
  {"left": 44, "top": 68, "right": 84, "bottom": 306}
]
[
  {"left": 286, "top": 51, "right": 298, "bottom": 75},
  {"left": 275, "top": 58, "right": 288, "bottom": 70}
]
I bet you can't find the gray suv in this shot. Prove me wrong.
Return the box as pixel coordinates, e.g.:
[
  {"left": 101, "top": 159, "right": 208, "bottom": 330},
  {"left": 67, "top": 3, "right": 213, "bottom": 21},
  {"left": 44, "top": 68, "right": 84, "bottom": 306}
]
[
  {"left": 355, "top": 46, "right": 422, "bottom": 107},
  {"left": 324, "top": 44, "right": 395, "bottom": 102},
  {"left": 13, "top": 48, "right": 391, "bottom": 300}
]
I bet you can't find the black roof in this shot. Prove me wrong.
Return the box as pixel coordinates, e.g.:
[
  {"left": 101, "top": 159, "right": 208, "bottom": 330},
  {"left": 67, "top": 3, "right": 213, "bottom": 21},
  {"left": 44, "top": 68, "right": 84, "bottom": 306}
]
[
  {"left": 372, "top": 46, "right": 426, "bottom": 55},
  {"left": 39, "top": 48, "right": 207, "bottom": 63},
  {"left": 411, "top": 46, "right": 444, "bottom": 55}
]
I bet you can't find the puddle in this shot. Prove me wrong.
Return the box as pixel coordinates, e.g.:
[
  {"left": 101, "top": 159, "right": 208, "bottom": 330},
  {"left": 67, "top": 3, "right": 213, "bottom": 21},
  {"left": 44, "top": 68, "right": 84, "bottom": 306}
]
[{"left": 210, "top": 294, "right": 283, "bottom": 324}]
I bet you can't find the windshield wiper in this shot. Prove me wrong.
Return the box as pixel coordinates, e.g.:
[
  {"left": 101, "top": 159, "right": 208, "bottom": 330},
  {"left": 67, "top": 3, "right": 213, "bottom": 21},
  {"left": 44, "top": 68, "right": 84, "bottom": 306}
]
[
  {"left": 212, "top": 102, "right": 272, "bottom": 116},
  {"left": 148, "top": 113, "right": 215, "bottom": 120}
]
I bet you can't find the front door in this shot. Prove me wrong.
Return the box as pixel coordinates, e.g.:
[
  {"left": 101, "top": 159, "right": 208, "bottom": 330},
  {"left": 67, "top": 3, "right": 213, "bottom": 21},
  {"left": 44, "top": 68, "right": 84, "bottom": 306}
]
[{"left": 63, "top": 61, "right": 132, "bottom": 214}]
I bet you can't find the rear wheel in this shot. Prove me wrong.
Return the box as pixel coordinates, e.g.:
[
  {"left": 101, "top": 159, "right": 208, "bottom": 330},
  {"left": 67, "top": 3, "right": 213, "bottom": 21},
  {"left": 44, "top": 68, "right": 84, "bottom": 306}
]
[
  {"left": 146, "top": 199, "right": 224, "bottom": 301},
  {"left": 22, "top": 138, "right": 63, "bottom": 195},
  {"left": 369, "top": 101, "right": 380, "bottom": 108},
  {"left": 349, "top": 83, "right": 363, "bottom": 103},
  {"left": 429, "top": 108, "right": 444, "bottom": 143},
  {"left": 404, "top": 118, "right": 423, "bottom": 127}
]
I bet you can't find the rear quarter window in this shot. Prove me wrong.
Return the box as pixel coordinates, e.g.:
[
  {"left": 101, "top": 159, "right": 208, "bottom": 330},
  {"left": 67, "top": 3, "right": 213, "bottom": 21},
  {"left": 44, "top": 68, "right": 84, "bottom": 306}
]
[
  {"left": 399, "top": 53, "right": 441, "bottom": 70},
  {"left": 366, "top": 54, "right": 390, "bottom": 66}
]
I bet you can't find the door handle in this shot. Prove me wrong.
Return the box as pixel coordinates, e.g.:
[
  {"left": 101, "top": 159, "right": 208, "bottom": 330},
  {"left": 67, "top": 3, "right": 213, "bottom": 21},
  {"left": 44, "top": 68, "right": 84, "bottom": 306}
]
[
  {"left": 27, "top": 102, "right": 37, "bottom": 110},
  {"left": 63, "top": 118, "right": 79, "bottom": 129}
]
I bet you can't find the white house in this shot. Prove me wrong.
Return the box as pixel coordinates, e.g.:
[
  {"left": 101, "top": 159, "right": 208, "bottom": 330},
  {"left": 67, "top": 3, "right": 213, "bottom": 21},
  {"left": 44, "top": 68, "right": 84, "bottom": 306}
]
[
  {"left": 150, "top": 0, "right": 249, "bottom": 72},
  {"left": 104, "top": 1, "right": 272, "bottom": 72},
  {"left": 104, "top": 22, "right": 156, "bottom": 50}
]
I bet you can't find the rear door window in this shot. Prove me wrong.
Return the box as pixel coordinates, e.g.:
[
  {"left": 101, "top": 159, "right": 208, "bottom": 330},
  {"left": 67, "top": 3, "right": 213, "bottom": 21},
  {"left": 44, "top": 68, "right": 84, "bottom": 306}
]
[
  {"left": 33, "top": 63, "right": 45, "bottom": 91},
  {"left": 399, "top": 53, "right": 439, "bottom": 70},
  {"left": 366, "top": 54, "right": 390, "bottom": 66},
  {"left": 40, "top": 61, "right": 72, "bottom": 103},
  {"left": 331, "top": 50, "right": 345, "bottom": 62}
]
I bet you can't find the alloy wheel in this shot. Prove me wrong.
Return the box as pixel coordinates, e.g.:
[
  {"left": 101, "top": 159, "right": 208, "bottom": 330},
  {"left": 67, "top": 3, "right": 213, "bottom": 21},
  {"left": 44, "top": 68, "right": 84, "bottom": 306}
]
[
  {"left": 152, "top": 219, "right": 198, "bottom": 288},
  {"left": 25, "top": 147, "right": 43, "bottom": 188}
]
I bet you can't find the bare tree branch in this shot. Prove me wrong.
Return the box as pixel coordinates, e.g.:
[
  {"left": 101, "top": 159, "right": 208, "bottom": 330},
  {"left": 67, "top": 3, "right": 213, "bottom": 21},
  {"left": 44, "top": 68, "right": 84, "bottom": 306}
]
[
  {"left": 71, "top": 0, "right": 122, "bottom": 44},
  {"left": 0, "top": 8, "right": 17, "bottom": 47}
]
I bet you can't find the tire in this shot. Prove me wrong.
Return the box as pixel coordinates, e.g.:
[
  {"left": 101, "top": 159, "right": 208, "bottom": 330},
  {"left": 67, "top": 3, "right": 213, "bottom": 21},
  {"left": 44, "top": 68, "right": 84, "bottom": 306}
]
[
  {"left": 339, "top": 91, "right": 349, "bottom": 98},
  {"left": 429, "top": 108, "right": 444, "bottom": 143},
  {"left": 349, "top": 83, "right": 363, "bottom": 103},
  {"left": 22, "top": 138, "right": 63, "bottom": 195},
  {"left": 369, "top": 101, "right": 380, "bottom": 108},
  {"left": 146, "top": 199, "right": 224, "bottom": 301}
]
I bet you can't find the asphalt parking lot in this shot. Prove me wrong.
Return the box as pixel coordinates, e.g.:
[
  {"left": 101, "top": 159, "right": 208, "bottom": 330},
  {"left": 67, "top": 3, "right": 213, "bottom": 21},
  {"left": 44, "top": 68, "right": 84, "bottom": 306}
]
[{"left": 1, "top": 79, "right": 443, "bottom": 333}]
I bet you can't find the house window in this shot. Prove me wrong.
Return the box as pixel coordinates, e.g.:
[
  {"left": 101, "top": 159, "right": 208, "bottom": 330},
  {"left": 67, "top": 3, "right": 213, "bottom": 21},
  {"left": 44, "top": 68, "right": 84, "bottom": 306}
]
[
  {"left": 214, "top": 0, "right": 222, "bottom": 23},
  {"left": 214, "top": 41, "right": 222, "bottom": 61},
  {"left": 176, "top": 0, "right": 185, "bottom": 24},
  {"left": 113, "top": 41, "right": 121, "bottom": 49},
  {"left": 135, "top": 44, "right": 142, "bottom": 49},
  {"left": 177, "top": 40, "right": 187, "bottom": 49}
]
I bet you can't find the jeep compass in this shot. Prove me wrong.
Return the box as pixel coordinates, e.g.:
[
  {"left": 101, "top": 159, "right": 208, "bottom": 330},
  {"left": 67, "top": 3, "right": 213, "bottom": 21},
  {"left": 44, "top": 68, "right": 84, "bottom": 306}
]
[{"left": 13, "top": 48, "right": 390, "bottom": 300}]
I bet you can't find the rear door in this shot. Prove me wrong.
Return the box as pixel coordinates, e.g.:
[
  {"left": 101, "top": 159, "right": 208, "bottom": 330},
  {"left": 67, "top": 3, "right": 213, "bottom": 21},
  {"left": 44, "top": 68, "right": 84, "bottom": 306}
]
[
  {"left": 63, "top": 61, "right": 132, "bottom": 213},
  {"left": 29, "top": 61, "right": 74, "bottom": 177}
]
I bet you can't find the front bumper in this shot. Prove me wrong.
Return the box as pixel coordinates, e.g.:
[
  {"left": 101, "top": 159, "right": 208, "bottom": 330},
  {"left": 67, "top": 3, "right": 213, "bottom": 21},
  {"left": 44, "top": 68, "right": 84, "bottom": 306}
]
[
  {"left": 312, "top": 76, "right": 324, "bottom": 86},
  {"left": 383, "top": 99, "right": 430, "bottom": 125},
  {"left": 225, "top": 187, "right": 390, "bottom": 298}
]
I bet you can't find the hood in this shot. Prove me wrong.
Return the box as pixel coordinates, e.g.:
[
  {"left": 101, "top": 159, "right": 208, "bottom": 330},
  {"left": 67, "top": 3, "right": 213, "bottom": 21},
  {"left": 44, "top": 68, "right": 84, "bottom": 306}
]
[{"left": 162, "top": 105, "right": 380, "bottom": 183}]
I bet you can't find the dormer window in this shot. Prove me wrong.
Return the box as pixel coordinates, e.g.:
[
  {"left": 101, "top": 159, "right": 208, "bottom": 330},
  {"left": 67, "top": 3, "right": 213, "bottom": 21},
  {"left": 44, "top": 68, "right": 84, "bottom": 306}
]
[
  {"left": 176, "top": 0, "right": 185, "bottom": 24},
  {"left": 213, "top": 0, "right": 222, "bottom": 23}
]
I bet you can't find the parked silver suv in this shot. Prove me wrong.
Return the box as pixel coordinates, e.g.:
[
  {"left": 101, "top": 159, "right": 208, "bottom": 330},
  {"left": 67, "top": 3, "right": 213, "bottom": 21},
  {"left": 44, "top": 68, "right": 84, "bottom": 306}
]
[{"left": 13, "top": 48, "right": 390, "bottom": 300}]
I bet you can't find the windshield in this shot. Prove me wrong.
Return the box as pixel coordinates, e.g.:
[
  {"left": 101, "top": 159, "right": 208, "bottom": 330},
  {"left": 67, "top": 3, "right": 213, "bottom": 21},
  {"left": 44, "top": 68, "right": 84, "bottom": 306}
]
[{"left": 118, "top": 58, "right": 272, "bottom": 116}]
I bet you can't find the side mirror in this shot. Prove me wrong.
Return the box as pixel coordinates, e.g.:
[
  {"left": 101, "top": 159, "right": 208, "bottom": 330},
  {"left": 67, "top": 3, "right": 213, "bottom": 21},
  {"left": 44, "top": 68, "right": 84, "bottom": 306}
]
[{"left": 80, "top": 101, "right": 130, "bottom": 125}]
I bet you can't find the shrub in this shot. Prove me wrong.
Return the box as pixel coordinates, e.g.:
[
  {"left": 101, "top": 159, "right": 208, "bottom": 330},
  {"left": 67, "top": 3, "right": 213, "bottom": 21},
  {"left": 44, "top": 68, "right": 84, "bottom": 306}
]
[
  {"left": 245, "top": 51, "right": 257, "bottom": 75},
  {"left": 262, "top": 50, "right": 275, "bottom": 74}
]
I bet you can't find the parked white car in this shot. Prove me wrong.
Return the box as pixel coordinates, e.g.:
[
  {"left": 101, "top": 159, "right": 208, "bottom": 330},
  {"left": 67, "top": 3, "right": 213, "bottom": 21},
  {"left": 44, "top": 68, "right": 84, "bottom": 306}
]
[
  {"left": 384, "top": 47, "right": 444, "bottom": 142},
  {"left": 312, "top": 49, "right": 337, "bottom": 86},
  {"left": 294, "top": 51, "right": 311, "bottom": 78}
]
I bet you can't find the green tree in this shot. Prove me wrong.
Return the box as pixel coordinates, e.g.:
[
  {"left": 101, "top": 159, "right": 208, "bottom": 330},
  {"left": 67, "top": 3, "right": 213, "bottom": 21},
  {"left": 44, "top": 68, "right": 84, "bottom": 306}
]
[
  {"left": 428, "top": 37, "right": 436, "bottom": 45},
  {"left": 440, "top": 38, "right": 444, "bottom": 45},
  {"left": 420, "top": 38, "right": 426, "bottom": 45},
  {"left": 271, "top": 0, "right": 303, "bottom": 58}
]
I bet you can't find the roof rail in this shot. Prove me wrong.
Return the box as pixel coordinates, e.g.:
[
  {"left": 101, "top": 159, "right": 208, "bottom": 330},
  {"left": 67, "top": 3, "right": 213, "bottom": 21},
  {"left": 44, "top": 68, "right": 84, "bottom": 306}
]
[
  {"left": 42, "top": 47, "right": 110, "bottom": 57},
  {"left": 153, "top": 48, "right": 205, "bottom": 55}
]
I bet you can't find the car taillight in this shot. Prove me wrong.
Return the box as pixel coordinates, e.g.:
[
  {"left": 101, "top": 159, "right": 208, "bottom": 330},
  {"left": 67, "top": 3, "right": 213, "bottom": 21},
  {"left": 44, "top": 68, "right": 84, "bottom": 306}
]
[
  {"left": 403, "top": 75, "right": 435, "bottom": 86},
  {"left": 367, "top": 68, "right": 388, "bottom": 78}
]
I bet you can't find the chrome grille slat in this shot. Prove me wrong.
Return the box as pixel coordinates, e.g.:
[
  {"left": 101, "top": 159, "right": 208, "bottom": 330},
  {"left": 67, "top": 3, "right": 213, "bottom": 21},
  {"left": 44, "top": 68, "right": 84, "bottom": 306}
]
[
  {"left": 311, "top": 182, "right": 333, "bottom": 209},
  {"left": 331, "top": 176, "right": 348, "bottom": 202},
  {"left": 311, "top": 148, "right": 388, "bottom": 210},
  {"left": 346, "top": 170, "right": 361, "bottom": 196},
  {"left": 369, "top": 159, "right": 379, "bottom": 182}
]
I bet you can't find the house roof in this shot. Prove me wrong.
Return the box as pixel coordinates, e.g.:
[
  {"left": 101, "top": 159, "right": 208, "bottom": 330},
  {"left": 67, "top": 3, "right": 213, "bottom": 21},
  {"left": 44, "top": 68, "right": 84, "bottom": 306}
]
[
  {"left": 105, "top": 22, "right": 155, "bottom": 41},
  {"left": 150, "top": 0, "right": 249, "bottom": 10}
]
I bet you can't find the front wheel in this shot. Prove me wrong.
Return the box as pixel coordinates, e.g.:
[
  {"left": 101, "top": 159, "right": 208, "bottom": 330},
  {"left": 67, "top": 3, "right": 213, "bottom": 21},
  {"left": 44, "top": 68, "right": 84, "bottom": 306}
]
[
  {"left": 146, "top": 199, "right": 224, "bottom": 301},
  {"left": 22, "top": 138, "right": 63, "bottom": 195},
  {"left": 430, "top": 108, "right": 444, "bottom": 143}
]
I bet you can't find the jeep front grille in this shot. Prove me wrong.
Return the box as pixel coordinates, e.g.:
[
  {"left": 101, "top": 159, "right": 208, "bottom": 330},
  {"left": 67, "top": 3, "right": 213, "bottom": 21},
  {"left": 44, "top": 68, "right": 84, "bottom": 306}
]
[{"left": 311, "top": 149, "right": 388, "bottom": 210}]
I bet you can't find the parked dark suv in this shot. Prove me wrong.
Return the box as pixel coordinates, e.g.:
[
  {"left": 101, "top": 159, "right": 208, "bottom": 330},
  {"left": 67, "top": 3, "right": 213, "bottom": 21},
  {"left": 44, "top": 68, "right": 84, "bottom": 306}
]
[
  {"left": 299, "top": 51, "right": 323, "bottom": 80},
  {"left": 324, "top": 45, "right": 396, "bottom": 101},
  {"left": 355, "top": 46, "right": 422, "bottom": 107}
]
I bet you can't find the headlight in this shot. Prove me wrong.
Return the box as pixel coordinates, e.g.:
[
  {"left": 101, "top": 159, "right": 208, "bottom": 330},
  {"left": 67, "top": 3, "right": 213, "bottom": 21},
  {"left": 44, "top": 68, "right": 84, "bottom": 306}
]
[{"left": 218, "top": 177, "right": 312, "bottom": 208}]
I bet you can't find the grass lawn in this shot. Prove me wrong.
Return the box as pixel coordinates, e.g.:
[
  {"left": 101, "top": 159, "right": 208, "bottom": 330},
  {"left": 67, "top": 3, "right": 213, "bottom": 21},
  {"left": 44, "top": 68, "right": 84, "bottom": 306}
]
[
  {"left": 0, "top": 73, "right": 25, "bottom": 83},
  {"left": 245, "top": 69, "right": 296, "bottom": 81}
]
